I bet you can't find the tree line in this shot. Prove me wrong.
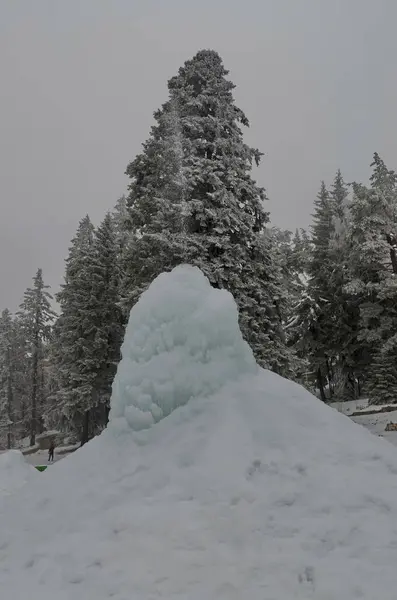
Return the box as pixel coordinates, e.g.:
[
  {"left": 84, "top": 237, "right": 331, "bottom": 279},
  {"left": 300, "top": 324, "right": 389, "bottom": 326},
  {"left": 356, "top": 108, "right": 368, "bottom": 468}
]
[{"left": 1, "top": 50, "right": 396, "bottom": 448}]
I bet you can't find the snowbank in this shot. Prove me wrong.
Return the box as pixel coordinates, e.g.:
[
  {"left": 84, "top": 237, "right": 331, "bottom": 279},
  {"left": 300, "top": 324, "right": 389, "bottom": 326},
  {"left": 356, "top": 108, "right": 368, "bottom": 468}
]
[
  {"left": 0, "top": 449, "right": 37, "bottom": 500},
  {"left": 2, "top": 266, "right": 397, "bottom": 598}
]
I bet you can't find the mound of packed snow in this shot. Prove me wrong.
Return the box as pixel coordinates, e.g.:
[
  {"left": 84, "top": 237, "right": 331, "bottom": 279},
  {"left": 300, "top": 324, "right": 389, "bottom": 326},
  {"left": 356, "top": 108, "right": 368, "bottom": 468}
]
[
  {"left": 109, "top": 265, "right": 257, "bottom": 431},
  {"left": 0, "top": 449, "right": 37, "bottom": 500},
  {"left": 3, "top": 266, "right": 397, "bottom": 599}
]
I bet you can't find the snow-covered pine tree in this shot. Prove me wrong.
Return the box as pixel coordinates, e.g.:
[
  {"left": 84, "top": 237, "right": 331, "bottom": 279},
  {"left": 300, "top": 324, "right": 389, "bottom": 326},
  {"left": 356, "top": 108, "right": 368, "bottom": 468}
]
[
  {"left": 49, "top": 215, "right": 123, "bottom": 443},
  {"left": 12, "top": 314, "right": 32, "bottom": 439},
  {"left": 366, "top": 352, "right": 397, "bottom": 406},
  {"left": 291, "top": 228, "right": 311, "bottom": 275},
  {"left": 269, "top": 227, "right": 310, "bottom": 381},
  {"left": 88, "top": 213, "right": 124, "bottom": 432},
  {"left": 124, "top": 49, "right": 289, "bottom": 373},
  {"left": 111, "top": 196, "right": 136, "bottom": 321},
  {"left": 328, "top": 170, "right": 362, "bottom": 399},
  {"left": 287, "top": 228, "right": 313, "bottom": 381},
  {"left": 310, "top": 182, "right": 334, "bottom": 274},
  {"left": 288, "top": 236, "right": 332, "bottom": 400},
  {"left": 297, "top": 182, "right": 336, "bottom": 399},
  {"left": 17, "top": 269, "right": 56, "bottom": 446},
  {"left": 112, "top": 195, "right": 130, "bottom": 255},
  {"left": 270, "top": 229, "right": 297, "bottom": 301},
  {"left": 300, "top": 174, "right": 364, "bottom": 401},
  {"left": 347, "top": 154, "right": 397, "bottom": 404},
  {"left": 331, "top": 169, "right": 349, "bottom": 225},
  {"left": 0, "top": 310, "right": 15, "bottom": 448},
  {"left": 123, "top": 89, "right": 190, "bottom": 307},
  {"left": 49, "top": 216, "right": 96, "bottom": 442}
]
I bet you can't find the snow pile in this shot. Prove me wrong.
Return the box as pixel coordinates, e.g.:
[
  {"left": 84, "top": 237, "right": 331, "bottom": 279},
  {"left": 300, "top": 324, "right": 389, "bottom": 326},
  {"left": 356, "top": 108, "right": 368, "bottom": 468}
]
[
  {"left": 109, "top": 265, "right": 257, "bottom": 431},
  {"left": 0, "top": 449, "right": 37, "bottom": 500},
  {"left": 3, "top": 266, "right": 397, "bottom": 598}
]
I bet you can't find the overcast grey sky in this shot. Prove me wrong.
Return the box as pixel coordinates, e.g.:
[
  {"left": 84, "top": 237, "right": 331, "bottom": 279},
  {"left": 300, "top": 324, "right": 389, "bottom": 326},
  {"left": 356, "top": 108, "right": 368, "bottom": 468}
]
[{"left": 1, "top": 0, "right": 396, "bottom": 309}]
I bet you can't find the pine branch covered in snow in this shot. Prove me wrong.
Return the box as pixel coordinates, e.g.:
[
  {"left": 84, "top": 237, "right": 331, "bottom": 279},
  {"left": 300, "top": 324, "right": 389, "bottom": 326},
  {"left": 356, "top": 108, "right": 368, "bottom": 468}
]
[
  {"left": 0, "top": 309, "right": 16, "bottom": 449},
  {"left": 346, "top": 154, "right": 397, "bottom": 404},
  {"left": 289, "top": 173, "right": 362, "bottom": 402},
  {"left": 123, "top": 49, "right": 290, "bottom": 374},
  {"left": 49, "top": 214, "right": 124, "bottom": 443},
  {"left": 17, "top": 269, "right": 56, "bottom": 446}
]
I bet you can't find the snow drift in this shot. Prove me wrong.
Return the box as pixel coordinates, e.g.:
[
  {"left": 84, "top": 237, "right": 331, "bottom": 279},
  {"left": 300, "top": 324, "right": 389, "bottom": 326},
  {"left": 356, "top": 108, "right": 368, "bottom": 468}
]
[
  {"left": 0, "top": 449, "right": 37, "bottom": 501},
  {"left": 2, "top": 266, "right": 397, "bottom": 599}
]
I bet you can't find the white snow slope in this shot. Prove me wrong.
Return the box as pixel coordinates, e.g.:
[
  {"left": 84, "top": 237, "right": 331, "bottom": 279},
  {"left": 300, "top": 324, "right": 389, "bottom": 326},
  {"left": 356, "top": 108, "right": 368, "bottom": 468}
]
[
  {"left": 0, "top": 449, "right": 37, "bottom": 502},
  {"left": 2, "top": 266, "right": 397, "bottom": 599}
]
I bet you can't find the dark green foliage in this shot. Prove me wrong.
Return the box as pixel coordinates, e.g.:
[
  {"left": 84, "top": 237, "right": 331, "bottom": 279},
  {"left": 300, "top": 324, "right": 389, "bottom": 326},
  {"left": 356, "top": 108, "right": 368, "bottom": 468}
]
[
  {"left": 367, "top": 350, "right": 397, "bottom": 405},
  {"left": 123, "top": 49, "right": 289, "bottom": 373},
  {"left": 50, "top": 214, "right": 124, "bottom": 442},
  {"left": 17, "top": 269, "right": 56, "bottom": 445},
  {"left": 346, "top": 154, "right": 397, "bottom": 402}
]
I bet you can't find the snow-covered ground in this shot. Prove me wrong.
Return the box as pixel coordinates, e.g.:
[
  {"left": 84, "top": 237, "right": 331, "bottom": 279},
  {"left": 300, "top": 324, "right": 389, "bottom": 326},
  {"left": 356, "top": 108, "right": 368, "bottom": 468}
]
[
  {"left": 3, "top": 266, "right": 397, "bottom": 598},
  {"left": 352, "top": 409, "right": 397, "bottom": 445},
  {"left": 330, "top": 398, "right": 369, "bottom": 415},
  {"left": 16, "top": 432, "right": 78, "bottom": 468},
  {"left": 24, "top": 448, "right": 64, "bottom": 467},
  {"left": 0, "top": 449, "right": 37, "bottom": 502},
  {"left": 331, "top": 399, "right": 397, "bottom": 447}
]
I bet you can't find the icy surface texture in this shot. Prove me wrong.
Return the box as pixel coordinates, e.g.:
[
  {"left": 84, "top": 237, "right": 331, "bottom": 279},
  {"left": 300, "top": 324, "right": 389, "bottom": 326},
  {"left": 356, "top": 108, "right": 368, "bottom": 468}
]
[{"left": 109, "top": 265, "right": 257, "bottom": 431}]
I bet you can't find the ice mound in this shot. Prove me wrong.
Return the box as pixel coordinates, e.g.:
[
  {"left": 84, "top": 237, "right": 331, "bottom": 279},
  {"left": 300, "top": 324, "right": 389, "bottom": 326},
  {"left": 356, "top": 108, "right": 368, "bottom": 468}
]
[
  {"left": 0, "top": 449, "right": 37, "bottom": 500},
  {"left": 109, "top": 264, "right": 257, "bottom": 431}
]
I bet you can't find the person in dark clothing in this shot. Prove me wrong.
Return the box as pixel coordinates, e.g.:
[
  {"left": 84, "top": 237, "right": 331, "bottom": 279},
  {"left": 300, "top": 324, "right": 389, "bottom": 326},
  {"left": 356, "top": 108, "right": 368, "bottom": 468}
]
[{"left": 48, "top": 440, "right": 55, "bottom": 462}]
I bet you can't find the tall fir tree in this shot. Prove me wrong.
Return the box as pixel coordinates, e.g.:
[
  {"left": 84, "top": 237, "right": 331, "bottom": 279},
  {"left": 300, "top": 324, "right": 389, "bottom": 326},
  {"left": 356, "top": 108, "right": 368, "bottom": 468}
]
[
  {"left": 310, "top": 182, "right": 334, "bottom": 280},
  {"left": 49, "top": 216, "right": 96, "bottom": 442},
  {"left": 0, "top": 310, "right": 15, "bottom": 448},
  {"left": 346, "top": 154, "right": 397, "bottom": 403},
  {"left": 331, "top": 169, "right": 349, "bottom": 224},
  {"left": 124, "top": 49, "right": 289, "bottom": 373},
  {"left": 297, "top": 173, "right": 364, "bottom": 401},
  {"left": 291, "top": 228, "right": 311, "bottom": 275},
  {"left": 269, "top": 227, "right": 311, "bottom": 381},
  {"left": 327, "top": 170, "right": 362, "bottom": 399},
  {"left": 13, "top": 313, "right": 33, "bottom": 438},
  {"left": 111, "top": 196, "right": 135, "bottom": 318},
  {"left": 298, "top": 182, "right": 336, "bottom": 399},
  {"left": 112, "top": 195, "right": 130, "bottom": 255},
  {"left": 49, "top": 215, "right": 123, "bottom": 443},
  {"left": 17, "top": 269, "right": 55, "bottom": 446},
  {"left": 88, "top": 213, "right": 124, "bottom": 430}
]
